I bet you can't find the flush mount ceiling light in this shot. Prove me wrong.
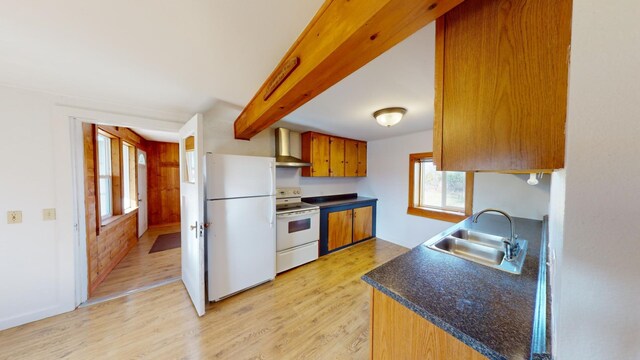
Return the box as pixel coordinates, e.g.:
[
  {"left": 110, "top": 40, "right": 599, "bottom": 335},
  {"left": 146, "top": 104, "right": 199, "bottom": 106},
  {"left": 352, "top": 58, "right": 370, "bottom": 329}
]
[{"left": 373, "top": 107, "right": 407, "bottom": 127}]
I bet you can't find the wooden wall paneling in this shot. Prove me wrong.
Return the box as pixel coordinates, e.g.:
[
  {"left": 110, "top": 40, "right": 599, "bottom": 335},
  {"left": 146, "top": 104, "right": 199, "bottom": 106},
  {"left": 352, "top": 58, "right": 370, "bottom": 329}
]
[
  {"left": 98, "top": 125, "right": 145, "bottom": 150},
  {"left": 329, "top": 137, "right": 345, "bottom": 177},
  {"left": 93, "top": 125, "right": 102, "bottom": 232},
  {"left": 357, "top": 142, "right": 367, "bottom": 177},
  {"left": 327, "top": 209, "right": 353, "bottom": 251},
  {"left": 89, "top": 211, "right": 138, "bottom": 295},
  {"left": 370, "top": 288, "right": 487, "bottom": 359},
  {"left": 147, "top": 141, "right": 181, "bottom": 226},
  {"left": 109, "top": 136, "right": 123, "bottom": 215},
  {"left": 82, "top": 123, "right": 99, "bottom": 285},
  {"left": 233, "top": 0, "right": 466, "bottom": 139},
  {"left": 85, "top": 123, "right": 147, "bottom": 296},
  {"left": 353, "top": 206, "right": 373, "bottom": 242},
  {"left": 344, "top": 139, "right": 359, "bottom": 177}
]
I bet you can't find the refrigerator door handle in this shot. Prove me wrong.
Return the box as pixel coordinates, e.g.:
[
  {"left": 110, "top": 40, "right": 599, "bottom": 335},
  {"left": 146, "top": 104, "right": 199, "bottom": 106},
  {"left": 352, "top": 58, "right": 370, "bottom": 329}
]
[
  {"left": 269, "top": 163, "right": 275, "bottom": 194},
  {"left": 270, "top": 196, "right": 275, "bottom": 228}
]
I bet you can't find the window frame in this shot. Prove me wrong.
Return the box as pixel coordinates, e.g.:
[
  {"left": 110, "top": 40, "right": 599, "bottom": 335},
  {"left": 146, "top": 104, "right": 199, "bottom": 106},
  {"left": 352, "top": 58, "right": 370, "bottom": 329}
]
[
  {"left": 407, "top": 152, "right": 474, "bottom": 223},
  {"left": 122, "top": 141, "right": 137, "bottom": 212},
  {"left": 97, "top": 132, "right": 114, "bottom": 220}
]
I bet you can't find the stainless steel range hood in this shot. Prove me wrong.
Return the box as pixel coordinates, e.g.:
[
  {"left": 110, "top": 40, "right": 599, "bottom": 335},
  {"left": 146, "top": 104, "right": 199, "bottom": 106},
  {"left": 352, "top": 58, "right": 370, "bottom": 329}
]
[{"left": 275, "top": 128, "right": 311, "bottom": 167}]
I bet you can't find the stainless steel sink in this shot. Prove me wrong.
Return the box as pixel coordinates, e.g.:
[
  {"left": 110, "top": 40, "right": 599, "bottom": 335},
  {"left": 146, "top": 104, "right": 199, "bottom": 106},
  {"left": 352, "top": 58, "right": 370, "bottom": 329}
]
[
  {"left": 432, "top": 236, "right": 505, "bottom": 267},
  {"left": 425, "top": 228, "right": 528, "bottom": 274}
]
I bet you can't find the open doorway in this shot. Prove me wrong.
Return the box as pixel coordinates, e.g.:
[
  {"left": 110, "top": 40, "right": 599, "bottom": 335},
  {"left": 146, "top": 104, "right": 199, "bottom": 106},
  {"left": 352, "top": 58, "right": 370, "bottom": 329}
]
[{"left": 79, "top": 122, "right": 183, "bottom": 302}]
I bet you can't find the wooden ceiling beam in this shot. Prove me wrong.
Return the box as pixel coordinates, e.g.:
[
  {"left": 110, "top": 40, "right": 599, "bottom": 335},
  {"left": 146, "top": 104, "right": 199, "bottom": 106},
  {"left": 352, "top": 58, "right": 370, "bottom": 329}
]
[{"left": 234, "top": 0, "right": 465, "bottom": 140}]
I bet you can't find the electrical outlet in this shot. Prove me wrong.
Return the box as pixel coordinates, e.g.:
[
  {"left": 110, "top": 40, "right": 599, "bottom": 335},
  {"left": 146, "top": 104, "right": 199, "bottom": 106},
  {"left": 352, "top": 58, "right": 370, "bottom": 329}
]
[
  {"left": 43, "top": 208, "right": 56, "bottom": 221},
  {"left": 7, "top": 211, "right": 22, "bottom": 224}
]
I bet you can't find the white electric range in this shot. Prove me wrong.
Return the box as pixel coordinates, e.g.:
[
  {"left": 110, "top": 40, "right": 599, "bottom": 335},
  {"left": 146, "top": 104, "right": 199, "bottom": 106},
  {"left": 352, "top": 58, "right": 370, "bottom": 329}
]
[{"left": 275, "top": 187, "right": 320, "bottom": 273}]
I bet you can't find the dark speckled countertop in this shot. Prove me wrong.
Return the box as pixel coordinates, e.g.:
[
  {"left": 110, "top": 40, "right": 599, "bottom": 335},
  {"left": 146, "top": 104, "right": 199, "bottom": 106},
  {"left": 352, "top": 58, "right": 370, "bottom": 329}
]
[
  {"left": 362, "top": 214, "right": 546, "bottom": 360},
  {"left": 302, "top": 193, "right": 377, "bottom": 209}
]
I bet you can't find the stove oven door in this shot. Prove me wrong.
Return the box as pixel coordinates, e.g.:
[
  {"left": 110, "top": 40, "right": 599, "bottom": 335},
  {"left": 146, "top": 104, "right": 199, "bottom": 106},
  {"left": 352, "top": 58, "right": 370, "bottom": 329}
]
[{"left": 276, "top": 209, "right": 320, "bottom": 251}]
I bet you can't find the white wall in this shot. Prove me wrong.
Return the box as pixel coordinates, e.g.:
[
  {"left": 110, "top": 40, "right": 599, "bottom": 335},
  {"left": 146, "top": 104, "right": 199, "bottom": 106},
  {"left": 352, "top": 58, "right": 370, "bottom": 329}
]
[
  {"left": 203, "top": 101, "right": 362, "bottom": 197},
  {"left": 358, "top": 130, "right": 551, "bottom": 248},
  {"left": 0, "top": 87, "right": 74, "bottom": 330},
  {"left": 547, "top": 169, "right": 566, "bottom": 350},
  {"left": 550, "top": 1, "right": 640, "bottom": 358},
  {"left": 0, "top": 85, "right": 186, "bottom": 330}
]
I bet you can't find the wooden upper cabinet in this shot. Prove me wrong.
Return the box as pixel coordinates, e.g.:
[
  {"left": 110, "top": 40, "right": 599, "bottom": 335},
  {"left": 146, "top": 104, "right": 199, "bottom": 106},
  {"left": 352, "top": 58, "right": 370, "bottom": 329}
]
[
  {"left": 353, "top": 206, "right": 373, "bottom": 242},
  {"left": 433, "top": 0, "right": 572, "bottom": 171},
  {"left": 302, "top": 132, "right": 330, "bottom": 177},
  {"left": 302, "top": 132, "right": 367, "bottom": 177},
  {"left": 328, "top": 209, "right": 353, "bottom": 251},
  {"left": 329, "top": 137, "right": 345, "bottom": 177},
  {"left": 357, "top": 142, "right": 367, "bottom": 177},
  {"left": 344, "top": 140, "right": 359, "bottom": 177}
]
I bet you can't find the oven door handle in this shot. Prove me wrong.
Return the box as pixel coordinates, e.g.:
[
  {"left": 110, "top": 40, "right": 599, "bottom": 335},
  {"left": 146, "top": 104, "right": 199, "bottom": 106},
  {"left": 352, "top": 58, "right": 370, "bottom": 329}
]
[{"left": 276, "top": 209, "right": 320, "bottom": 218}]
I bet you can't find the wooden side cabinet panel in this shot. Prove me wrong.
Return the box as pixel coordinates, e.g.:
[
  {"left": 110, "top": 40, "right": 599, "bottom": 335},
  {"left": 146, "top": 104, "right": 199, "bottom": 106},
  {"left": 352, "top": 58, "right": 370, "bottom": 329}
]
[
  {"left": 302, "top": 132, "right": 330, "bottom": 177},
  {"left": 357, "top": 141, "right": 367, "bottom": 176},
  {"left": 327, "top": 209, "right": 353, "bottom": 251},
  {"left": 370, "top": 288, "right": 487, "bottom": 360},
  {"left": 353, "top": 206, "right": 373, "bottom": 242},
  {"left": 434, "top": 0, "right": 571, "bottom": 171},
  {"left": 329, "top": 137, "right": 345, "bottom": 177},
  {"left": 344, "top": 139, "right": 359, "bottom": 177}
]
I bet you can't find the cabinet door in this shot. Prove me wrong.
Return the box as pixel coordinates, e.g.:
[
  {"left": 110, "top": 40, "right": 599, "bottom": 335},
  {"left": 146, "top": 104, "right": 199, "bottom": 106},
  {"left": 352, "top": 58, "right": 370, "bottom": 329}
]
[
  {"left": 434, "top": 0, "right": 570, "bottom": 171},
  {"left": 353, "top": 206, "right": 373, "bottom": 242},
  {"left": 344, "top": 140, "right": 359, "bottom": 177},
  {"left": 311, "top": 133, "right": 330, "bottom": 176},
  {"left": 329, "top": 137, "right": 345, "bottom": 177},
  {"left": 328, "top": 209, "right": 353, "bottom": 251},
  {"left": 370, "top": 289, "right": 487, "bottom": 360},
  {"left": 357, "top": 141, "right": 367, "bottom": 177}
]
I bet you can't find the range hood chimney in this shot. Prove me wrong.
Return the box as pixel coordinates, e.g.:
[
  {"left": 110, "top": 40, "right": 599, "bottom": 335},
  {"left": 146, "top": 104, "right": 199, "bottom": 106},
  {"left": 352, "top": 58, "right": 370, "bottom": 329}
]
[{"left": 275, "top": 128, "right": 311, "bottom": 167}]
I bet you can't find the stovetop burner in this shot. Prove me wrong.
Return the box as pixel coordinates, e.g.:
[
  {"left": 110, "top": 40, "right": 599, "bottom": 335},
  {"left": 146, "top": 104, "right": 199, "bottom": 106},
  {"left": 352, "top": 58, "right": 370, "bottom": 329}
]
[{"left": 275, "top": 187, "right": 319, "bottom": 214}]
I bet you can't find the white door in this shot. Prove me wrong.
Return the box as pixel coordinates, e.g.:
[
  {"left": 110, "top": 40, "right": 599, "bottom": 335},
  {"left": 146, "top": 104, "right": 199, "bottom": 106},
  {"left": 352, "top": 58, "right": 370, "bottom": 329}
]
[
  {"left": 137, "top": 149, "right": 148, "bottom": 237},
  {"left": 179, "top": 113, "right": 206, "bottom": 316},
  {"left": 205, "top": 154, "right": 275, "bottom": 199},
  {"left": 207, "top": 195, "right": 275, "bottom": 301}
]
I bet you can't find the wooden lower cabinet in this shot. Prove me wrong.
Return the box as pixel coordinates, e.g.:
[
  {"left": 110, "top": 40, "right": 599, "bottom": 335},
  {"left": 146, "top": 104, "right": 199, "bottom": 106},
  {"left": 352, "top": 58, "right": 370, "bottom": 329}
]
[
  {"left": 370, "top": 288, "right": 487, "bottom": 360},
  {"left": 327, "top": 205, "right": 374, "bottom": 252},
  {"left": 328, "top": 209, "right": 353, "bottom": 251},
  {"left": 319, "top": 200, "right": 377, "bottom": 255},
  {"left": 353, "top": 206, "right": 373, "bottom": 242}
]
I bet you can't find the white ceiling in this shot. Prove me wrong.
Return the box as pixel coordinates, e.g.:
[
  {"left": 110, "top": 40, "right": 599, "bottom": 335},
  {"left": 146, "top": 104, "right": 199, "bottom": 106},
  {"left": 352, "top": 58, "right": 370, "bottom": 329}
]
[
  {"left": 0, "top": 1, "right": 435, "bottom": 142},
  {"left": 280, "top": 24, "right": 435, "bottom": 141}
]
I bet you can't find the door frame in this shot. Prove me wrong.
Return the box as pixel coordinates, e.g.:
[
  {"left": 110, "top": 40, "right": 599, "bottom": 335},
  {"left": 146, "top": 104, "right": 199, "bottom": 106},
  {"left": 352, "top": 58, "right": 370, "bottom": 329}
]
[{"left": 60, "top": 105, "right": 185, "bottom": 306}]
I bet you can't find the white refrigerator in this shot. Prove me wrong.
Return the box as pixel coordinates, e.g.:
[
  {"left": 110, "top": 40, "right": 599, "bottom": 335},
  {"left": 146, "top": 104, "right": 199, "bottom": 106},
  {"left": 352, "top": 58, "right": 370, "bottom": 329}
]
[{"left": 205, "top": 154, "right": 276, "bottom": 302}]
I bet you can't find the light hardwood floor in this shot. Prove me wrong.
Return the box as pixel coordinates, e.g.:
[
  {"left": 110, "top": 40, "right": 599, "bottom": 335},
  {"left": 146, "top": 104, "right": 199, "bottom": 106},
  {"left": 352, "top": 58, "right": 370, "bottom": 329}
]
[
  {"left": 90, "top": 224, "right": 181, "bottom": 299},
  {"left": 0, "top": 239, "right": 406, "bottom": 360}
]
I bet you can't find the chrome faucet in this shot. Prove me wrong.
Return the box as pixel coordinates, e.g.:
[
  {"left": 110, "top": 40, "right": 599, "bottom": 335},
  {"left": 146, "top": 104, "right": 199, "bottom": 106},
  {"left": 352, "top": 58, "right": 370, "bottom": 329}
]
[{"left": 472, "top": 208, "right": 520, "bottom": 262}]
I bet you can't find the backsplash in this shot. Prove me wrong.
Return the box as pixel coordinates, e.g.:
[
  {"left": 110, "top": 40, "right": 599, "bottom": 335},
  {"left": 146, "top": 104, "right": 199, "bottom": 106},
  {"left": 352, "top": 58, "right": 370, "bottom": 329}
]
[{"left": 276, "top": 167, "right": 363, "bottom": 197}]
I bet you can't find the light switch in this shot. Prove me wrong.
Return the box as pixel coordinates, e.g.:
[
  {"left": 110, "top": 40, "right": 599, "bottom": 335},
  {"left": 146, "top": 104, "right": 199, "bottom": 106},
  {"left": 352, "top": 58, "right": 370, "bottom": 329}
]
[
  {"left": 7, "top": 211, "right": 22, "bottom": 224},
  {"left": 43, "top": 208, "right": 56, "bottom": 221}
]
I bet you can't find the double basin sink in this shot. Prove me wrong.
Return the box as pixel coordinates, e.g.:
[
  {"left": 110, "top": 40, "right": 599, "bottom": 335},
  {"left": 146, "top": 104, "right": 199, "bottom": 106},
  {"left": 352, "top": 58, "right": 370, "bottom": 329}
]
[{"left": 425, "top": 227, "right": 528, "bottom": 274}]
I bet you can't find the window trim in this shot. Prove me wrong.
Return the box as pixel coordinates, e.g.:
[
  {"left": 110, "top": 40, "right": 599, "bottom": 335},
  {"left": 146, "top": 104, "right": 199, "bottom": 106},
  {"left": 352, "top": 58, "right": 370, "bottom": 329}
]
[
  {"left": 97, "top": 132, "right": 114, "bottom": 220},
  {"left": 407, "top": 152, "right": 474, "bottom": 223},
  {"left": 122, "top": 141, "right": 137, "bottom": 211},
  {"left": 95, "top": 127, "right": 139, "bottom": 227}
]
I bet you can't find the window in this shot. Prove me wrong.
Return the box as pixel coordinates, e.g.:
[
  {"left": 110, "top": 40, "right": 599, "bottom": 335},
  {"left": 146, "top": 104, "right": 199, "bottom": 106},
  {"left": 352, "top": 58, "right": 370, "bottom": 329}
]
[
  {"left": 122, "top": 142, "right": 137, "bottom": 211},
  {"left": 97, "top": 133, "right": 113, "bottom": 219},
  {"left": 408, "top": 152, "right": 473, "bottom": 222},
  {"left": 184, "top": 135, "right": 196, "bottom": 183}
]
